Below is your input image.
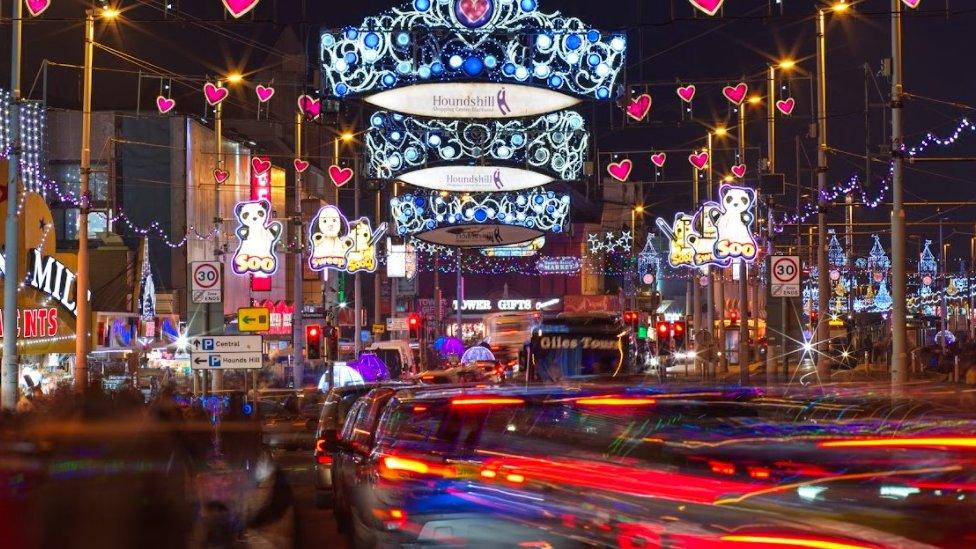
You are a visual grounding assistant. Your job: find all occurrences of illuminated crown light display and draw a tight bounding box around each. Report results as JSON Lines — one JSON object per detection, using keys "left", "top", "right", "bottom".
{"left": 390, "top": 189, "right": 570, "bottom": 236}
{"left": 366, "top": 109, "right": 587, "bottom": 181}
{"left": 319, "top": 0, "right": 626, "bottom": 100}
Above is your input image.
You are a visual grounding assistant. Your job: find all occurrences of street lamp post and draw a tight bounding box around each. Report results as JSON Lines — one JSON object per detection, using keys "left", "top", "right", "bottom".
{"left": 705, "top": 133, "right": 715, "bottom": 380}
{"left": 293, "top": 111, "right": 305, "bottom": 389}
{"left": 890, "top": 0, "right": 909, "bottom": 387}
{"left": 815, "top": 7, "right": 831, "bottom": 380}
{"left": 1, "top": 0, "right": 24, "bottom": 408}
{"left": 737, "top": 106, "right": 749, "bottom": 385}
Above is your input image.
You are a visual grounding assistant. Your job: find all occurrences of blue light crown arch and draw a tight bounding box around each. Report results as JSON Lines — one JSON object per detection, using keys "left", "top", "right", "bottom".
{"left": 366, "top": 109, "right": 588, "bottom": 181}
{"left": 390, "top": 187, "right": 571, "bottom": 236}
{"left": 320, "top": 0, "right": 627, "bottom": 100}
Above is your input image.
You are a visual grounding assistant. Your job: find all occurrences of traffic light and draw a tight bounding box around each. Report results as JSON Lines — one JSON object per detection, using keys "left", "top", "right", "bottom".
{"left": 306, "top": 324, "right": 323, "bottom": 360}
{"left": 623, "top": 311, "right": 640, "bottom": 327}
{"left": 636, "top": 325, "right": 648, "bottom": 340}
{"left": 407, "top": 313, "right": 422, "bottom": 336}
{"left": 673, "top": 321, "right": 686, "bottom": 347}
{"left": 326, "top": 325, "right": 339, "bottom": 361}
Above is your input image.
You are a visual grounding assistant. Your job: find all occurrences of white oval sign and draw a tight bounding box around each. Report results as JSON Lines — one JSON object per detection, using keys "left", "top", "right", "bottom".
{"left": 365, "top": 83, "right": 581, "bottom": 119}
{"left": 418, "top": 225, "right": 544, "bottom": 249}
{"left": 399, "top": 166, "right": 553, "bottom": 193}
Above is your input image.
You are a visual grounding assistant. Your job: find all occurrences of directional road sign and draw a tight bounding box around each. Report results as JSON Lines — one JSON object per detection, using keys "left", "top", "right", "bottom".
{"left": 771, "top": 255, "right": 801, "bottom": 298}
{"left": 237, "top": 307, "right": 271, "bottom": 333}
{"left": 190, "top": 335, "right": 263, "bottom": 370}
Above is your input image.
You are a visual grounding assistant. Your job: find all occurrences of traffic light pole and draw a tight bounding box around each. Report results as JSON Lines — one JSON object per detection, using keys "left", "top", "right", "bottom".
{"left": 293, "top": 112, "right": 305, "bottom": 389}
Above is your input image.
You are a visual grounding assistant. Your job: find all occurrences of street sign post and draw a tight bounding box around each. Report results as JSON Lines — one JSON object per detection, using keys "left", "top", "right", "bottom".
{"left": 237, "top": 307, "right": 271, "bottom": 333}
{"left": 771, "top": 255, "right": 801, "bottom": 298}
{"left": 190, "top": 335, "right": 263, "bottom": 370}
{"left": 386, "top": 317, "right": 409, "bottom": 332}
{"left": 191, "top": 261, "right": 223, "bottom": 304}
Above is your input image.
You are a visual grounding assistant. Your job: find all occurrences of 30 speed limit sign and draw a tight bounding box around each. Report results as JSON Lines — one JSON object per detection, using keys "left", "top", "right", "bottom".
{"left": 191, "top": 261, "right": 223, "bottom": 304}
{"left": 771, "top": 256, "right": 800, "bottom": 297}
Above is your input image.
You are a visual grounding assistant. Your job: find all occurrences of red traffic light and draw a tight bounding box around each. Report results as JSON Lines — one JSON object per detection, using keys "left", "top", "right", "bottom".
{"left": 407, "top": 313, "right": 422, "bottom": 329}
{"left": 657, "top": 321, "right": 670, "bottom": 336}
{"left": 623, "top": 311, "right": 640, "bottom": 325}
{"left": 306, "top": 324, "right": 323, "bottom": 360}
{"left": 673, "top": 321, "right": 685, "bottom": 335}
{"left": 308, "top": 326, "right": 319, "bottom": 337}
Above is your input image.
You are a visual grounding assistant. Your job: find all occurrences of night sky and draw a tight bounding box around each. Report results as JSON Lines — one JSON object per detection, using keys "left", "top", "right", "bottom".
{"left": 3, "top": 0, "right": 975, "bottom": 263}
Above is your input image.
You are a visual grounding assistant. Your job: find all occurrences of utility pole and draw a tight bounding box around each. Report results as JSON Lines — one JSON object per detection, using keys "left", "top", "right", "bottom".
{"left": 691, "top": 165, "right": 702, "bottom": 377}
{"left": 890, "top": 0, "right": 909, "bottom": 387}
{"left": 705, "top": 133, "right": 715, "bottom": 379}
{"left": 2, "top": 0, "right": 23, "bottom": 408}
{"left": 815, "top": 8, "right": 831, "bottom": 380}
{"left": 75, "top": 10, "right": 96, "bottom": 392}
{"left": 738, "top": 103, "right": 749, "bottom": 385}
{"left": 354, "top": 155, "right": 362, "bottom": 357}
{"left": 210, "top": 79, "right": 224, "bottom": 394}
{"left": 292, "top": 112, "right": 305, "bottom": 389}
{"left": 939, "top": 215, "right": 947, "bottom": 352}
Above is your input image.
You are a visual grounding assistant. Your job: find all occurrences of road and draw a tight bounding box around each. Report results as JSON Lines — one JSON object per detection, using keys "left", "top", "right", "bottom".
{"left": 273, "top": 449, "right": 350, "bottom": 548}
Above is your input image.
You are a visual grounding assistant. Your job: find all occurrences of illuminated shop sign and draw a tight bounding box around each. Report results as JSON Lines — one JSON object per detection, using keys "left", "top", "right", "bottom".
{"left": 367, "top": 110, "right": 587, "bottom": 182}
{"left": 365, "top": 83, "right": 581, "bottom": 119}
{"left": 26, "top": 249, "right": 90, "bottom": 316}
{"left": 308, "top": 205, "right": 388, "bottom": 273}
{"left": 481, "top": 237, "right": 545, "bottom": 258}
{"left": 0, "top": 308, "right": 59, "bottom": 339}
{"left": 319, "top": 1, "right": 625, "bottom": 101}
{"left": 386, "top": 239, "right": 418, "bottom": 279}
{"left": 536, "top": 256, "right": 581, "bottom": 274}
{"left": 399, "top": 166, "right": 553, "bottom": 193}
{"left": 452, "top": 298, "right": 560, "bottom": 312}
{"left": 232, "top": 199, "right": 283, "bottom": 276}
{"left": 655, "top": 184, "right": 759, "bottom": 269}
{"left": 537, "top": 335, "right": 619, "bottom": 351}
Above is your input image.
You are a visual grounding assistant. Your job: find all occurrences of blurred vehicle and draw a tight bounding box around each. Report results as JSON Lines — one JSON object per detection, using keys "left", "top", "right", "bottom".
{"left": 312, "top": 382, "right": 407, "bottom": 509}
{"left": 523, "top": 312, "right": 635, "bottom": 381}
{"left": 257, "top": 391, "right": 322, "bottom": 451}
{"left": 328, "top": 384, "right": 976, "bottom": 548}
{"left": 409, "top": 362, "right": 502, "bottom": 385}
{"left": 483, "top": 311, "right": 541, "bottom": 369}
{"left": 367, "top": 340, "right": 416, "bottom": 378}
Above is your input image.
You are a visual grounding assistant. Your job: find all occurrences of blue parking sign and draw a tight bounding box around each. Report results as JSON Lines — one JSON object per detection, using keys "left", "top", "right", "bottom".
{"left": 209, "top": 356, "right": 222, "bottom": 368}
{"left": 202, "top": 338, "right": 215, "bottom": 351}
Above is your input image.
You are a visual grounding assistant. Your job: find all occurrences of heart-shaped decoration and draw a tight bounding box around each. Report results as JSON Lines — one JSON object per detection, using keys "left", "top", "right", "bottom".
{"left": 688, "top": 152, "right": 709, "bottom": 170}
{"left": 255, "top": 85, "right": 275, "bottom": 103}
{"left": 651, "top": 153, "right": 667, "bottom": 168}
{"left": 204, "top": 82, "right": 229, "bottom": 106}
{"left": 458, "top": 0, "right": 490, "bottom": 23}
{"left": 731, "top": 164, "right": 747, "bottom": 178}
{"left": 213, "top": 169, "right": 229, "bottom": 184}
{"left": 156, "top": 96, "right": 175, "bottom": 114}
{"left": 251, "top": 157, "right": 271, "bottom": 174}
{"left": 626, "top": 94, "right": 652, "bottom": 122}
{"left": 607, "top": 159, "right": 633, "bottom": 182}
{"left": 676, "top": 85, "right": 697, "bottom": 103}
{"left": 25, "top": 0, "right": 51, "bottom": 17}
{"left": 902, "top": 0, "right": 921, "bottom": 8}
{"left": 297, "top": 95, "right": 321, "bottom": 119}
{"left": 776, "top": 97, "right": 796, "bottom": 116}
{"left": 723, "top": 82, "right": 748, "bottom": 105}
{"left": 222, "top": 0, "right": 261, "bottom": 18}
{"left": 329, "top": 165, "right": 354, "bottom": 187}
{"left": 294, "top": 159, "right": 310, "bottom": 173}
{"left": 688, "top": 0, "right": 724, "bottom": 16}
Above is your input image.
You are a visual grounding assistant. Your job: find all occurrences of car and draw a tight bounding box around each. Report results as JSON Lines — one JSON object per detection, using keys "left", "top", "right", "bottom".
{"left": 312, "top": 382, "right": 408, "bottom": 509}
{"left": 257, "top": 391, "right": 322, "bottom": 450}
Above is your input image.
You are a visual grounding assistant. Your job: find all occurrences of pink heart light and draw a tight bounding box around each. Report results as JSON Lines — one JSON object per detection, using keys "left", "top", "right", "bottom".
{"left": 297, "top": 95, "right": 321, "bottom": 119}
{"left": 222, "top": 0, "right": 260, "bottom": 18}
{"left": 329, "top": 165, "right": 354, "bottom": 187}
{"left": 607, "top": 160, "right": 633, "bottom": 182}
{"left": 203, "top": 82, "right": 229, "bottom": 106}
{"left": 723, "top": 82, "right": 748, "bottom": 105}
{"left": 25, "top": 0, "right": 51, "bottom": 17}
{"left": 902, "top": 0, "right": 921, "bottom": 8}
{"left": 676, "top": 85, "right": 697, "bottom": 103}
{"left": 213, "top": 169, "right": 229, "bottom": 184}
{"left": 688, "top": 0, "right": 724, "bottom": 16}
{"left": 294, "top": 159, "right": 310, "bottom": 173}
{"left": 251, "top": 157, "right": 271, "bottom": 174}
{"left": 776, "top": 97, "right": 796, "bottom": 116}
{"left": 458, "top": 0, "right": 490, "bottom": 22}
{"left": 731, "top": 164, "right": 747, "bottom": 179}
{"left": 255, "top": 85, "right": 275, "bottom": 103}
{"left": 156, "top": 96, "right": 175, "bottom": 114}
{"left": 688, "top": 152, "right": 709, "bottom": 171}
{"left": 651, "top": 153, "right": 667, "bottom": 168}
{"left": 626, "top": 94, "right": 652, "bottom": 122}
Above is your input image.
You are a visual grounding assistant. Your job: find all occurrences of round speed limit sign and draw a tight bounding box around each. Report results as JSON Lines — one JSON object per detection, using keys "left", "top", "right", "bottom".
{"left": 193, "top": 263, "right": 221, "bottom": 289}
{"left": 772, "top": 256, "right": 800, "bottom": 285}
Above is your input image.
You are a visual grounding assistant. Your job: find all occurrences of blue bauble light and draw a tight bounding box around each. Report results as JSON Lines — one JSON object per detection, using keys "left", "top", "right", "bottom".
{"left": 474, "top": 209, "right": 488, "bottom": 223}
{"left": 520, "top": 0, "right": 538, "bottom": 12}
{"left": 462, "top": 56, "right": 485, "bottom": 76}
{"left": 431, "top": 62, "right": 445, "bottom": 75}
{"left": 418, "top": 66, "right": 432, "bottom": 79}
{"left": 484, "top": 55, "right": 497, "bottom": 69}
{"left": 344, "top": 27, "right": 359, "bottom": 40}
{"left": 364, "top": 33, "right": 380, "bottom": 49}
{"left": 370, "top": 114, "right": 384, "bottom": 127}
{"left": 414, "top": 0, "right": 431, "bottom": 11}
{"left": 596, "top": 87, "right": 610, "bottom": 100}
{"left": 396, "top": 33, "right": 411, "bottom": 46}
{"left": 382, "top": 73, "right": 397, "bottom": 87}
{"left": 344, "top": 52, "right": 358, "bottom": 65}
{"left": 587, "top": 29, "right": 601, "bottom": 42}
{"left": 566, "top": 34, "right": 582, "bottom": 50}
{"left": 335, "top": 83, "right": 349, "bottom": 97}
{"left": 587, "top": 53, "right": 601, "bottom": 67}
{"left": 502, "top": 62, "right": 517, "bottom": 76}
{"left": 548, "top": 75, "right": 563, "bottom": 88}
